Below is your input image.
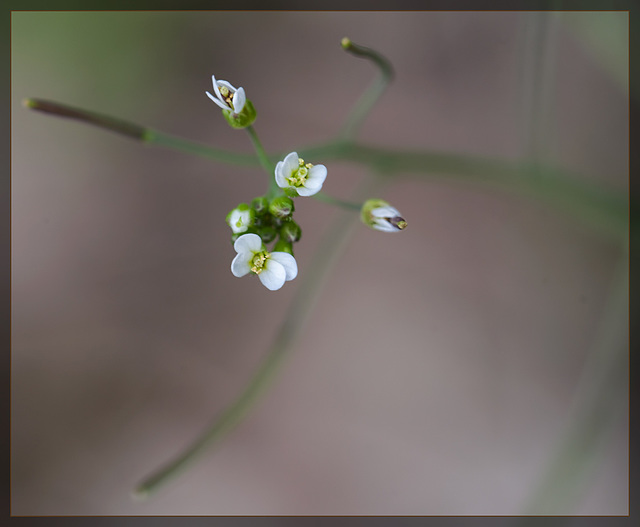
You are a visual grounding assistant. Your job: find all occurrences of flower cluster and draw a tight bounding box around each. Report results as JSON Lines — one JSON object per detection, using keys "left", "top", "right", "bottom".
{"left": 224, "top": 151, "right": 324, "bottom": 290}
{"left": 207, "top": 74, "right": 405, "bottom": 291}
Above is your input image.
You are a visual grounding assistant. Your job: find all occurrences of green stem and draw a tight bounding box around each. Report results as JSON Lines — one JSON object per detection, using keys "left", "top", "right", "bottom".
{"left": 25, "top": 99, "right": 628, "bottom": 242}
{"left": 338, "top": 38, "right": 394, "bottom": 141}
{"left": 133, "top": 174, "right": 385, "bottom": 499}
{"left": 313, "top": 191, "right": 362, "bottom": 212}
{"left": 246, "top": 125, "right": 280, "bottom": 198}
{"left": 146, "top": 129, "right": 258, "bottom": 166}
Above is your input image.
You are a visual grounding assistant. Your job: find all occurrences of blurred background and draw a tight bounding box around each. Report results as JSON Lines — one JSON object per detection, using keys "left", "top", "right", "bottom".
{"left": 11, "top": 11, "right": 628, "bottom": 515}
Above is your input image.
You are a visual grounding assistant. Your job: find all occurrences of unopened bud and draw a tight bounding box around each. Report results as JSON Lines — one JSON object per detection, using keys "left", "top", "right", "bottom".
{"left": 361, "top": 199, "right": 407, "bottom": 233}
{"left": 251, "top": 196, "right": 269, "bottom": 215}
{"left": 258, "top": 225, "right": 277, "bottom": 243}
{"left": 280, "top": 220, "right": 302, "bottom": 243}
{"left": 269, "top": 196, "right": 295, "bottom": 219}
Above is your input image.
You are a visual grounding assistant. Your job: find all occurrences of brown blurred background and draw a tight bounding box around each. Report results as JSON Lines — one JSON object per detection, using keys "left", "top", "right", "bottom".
{"left": 11, "top": 11, "right": 628, "bottom": 515}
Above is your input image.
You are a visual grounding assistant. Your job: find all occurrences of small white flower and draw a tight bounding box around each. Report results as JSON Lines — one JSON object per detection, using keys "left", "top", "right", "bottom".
{"left": 226, "top": 207, "right": 252, "bottom": 234}
{"left": 206, "top": 74, "right": 246, "bottom": 115}
{"left": 361, "top": 199, "right": 407, "bottom": 232}
{"left": 275, "top": 151, "right": 327, "bottom": 197}
{"left": 370, "top": 205, "right": 407, "bottom": 232}
{"left": 231, "top": 233, "right": 298, "bottom": 291}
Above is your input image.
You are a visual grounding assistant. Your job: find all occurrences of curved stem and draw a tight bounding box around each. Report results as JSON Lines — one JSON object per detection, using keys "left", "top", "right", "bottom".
{"left": 133, "top": 174, "right": 385, "bottom": 499}
{"left": 338, "top": 38, "right": 394, "bottom": 141}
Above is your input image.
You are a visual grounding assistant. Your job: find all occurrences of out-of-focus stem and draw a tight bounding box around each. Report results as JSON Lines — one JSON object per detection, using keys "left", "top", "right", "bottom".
{"left": 24, "top": 98, "right": 146, "bottom": 140}
{"left": 133, "top": 174, "right": 385, "bottom": 499}
{"left": 313, "top": 191, "right": 362, "bottom": 211}
{"left": 245, "top": 125, "right": 280, "bottom": 198}
{"left": 337, "top": 37, "right": 394, "bottom": 141}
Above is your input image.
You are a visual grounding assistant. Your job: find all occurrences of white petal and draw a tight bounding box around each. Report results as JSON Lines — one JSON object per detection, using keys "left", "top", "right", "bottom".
{"left": 258, "top": 261, "right": 286, "bottom": 290}
{"left": 296, "top": 185, "right": 321, "bottom": 197}
{"left": 269, "top": 252, "right": 298, "bottom": 281}
{"left": 211, "top": 75, "right": 223, "bottom": 101}
{"left": 206, "top": 91, "right": 230, "bottom": 110}
{"left": 231, "top": 252, "right": 252, "bottom": 277}
{"left": 282, "top": 151, "right": 299, "bottom": 176}
{"left": 306, "top": 165, "right": 327, "bottom": 188}
{"left": 232, "top": 87, "right": 246, "bottom": 114}
{"left": 234, "top": 233, "right": 262, "bottom": 253}
{"left": 274, "top": 161, "right": 288, "bottom": 188}
{"left": 217, "top": 80, "right": 237, "bottom": 92}
{"left": 228, "top": 210, "right": 249, "bottom": 233}
{"left": 372, "top": 218, "right": 398, "bottom": 232}
{"left": 371, "top": 206, "right": 399, "bottom": 218}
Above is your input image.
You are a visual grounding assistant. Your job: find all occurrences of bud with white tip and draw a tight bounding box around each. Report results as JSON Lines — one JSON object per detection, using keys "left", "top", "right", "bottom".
{"left": 361, "top": 199, "right": 407, "bottom": 233}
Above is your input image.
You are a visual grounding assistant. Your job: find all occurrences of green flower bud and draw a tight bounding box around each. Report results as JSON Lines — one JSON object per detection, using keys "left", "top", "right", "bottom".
{"left": 273, "top": 239, "right": 294, "bottom": 255}
{"left": 361, "top": 199, "right": 407, "bottom": 233}
{"left": 280, "top": 220, "right": 302, "bottom": 243}
{"left": 251, "top": 196, "right": 269, "bottom": 215}
{"left": 258, "top": 225, "right": 278, "bottom": 243}
{"left": 269, "top": 196, "right": 295, "bottom": 219}
{"left": 222, "top": 99, "right": 257, "bottom": 129}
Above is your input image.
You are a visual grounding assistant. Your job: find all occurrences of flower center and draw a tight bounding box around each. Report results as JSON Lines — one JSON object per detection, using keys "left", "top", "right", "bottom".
{"left": 218, "top": 85, "right": 235, "bottom": 108}
{"left": 287, "top": 158, "right": 314, "bottom": 187}
{"left": 250, "top": 251, "right": 269, "bottom": 275}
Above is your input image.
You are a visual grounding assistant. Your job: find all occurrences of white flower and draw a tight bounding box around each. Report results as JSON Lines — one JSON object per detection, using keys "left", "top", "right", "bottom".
{"left": 231, "top": 233, "right": 298, "bottom": 291}
{"left": 361, "top": 199, "right": 407, "bottom": 232}
{"left": 206, "top": 75, "right": 246, "bottom": 115}
{"left": 226, "top": 206, "right": 252, "bottom": 234}
{"left": 370, "top": 205, "right": 407, "bottom": 232}
{"left": 275, "top": 151, "right": 327, "bottom": 197}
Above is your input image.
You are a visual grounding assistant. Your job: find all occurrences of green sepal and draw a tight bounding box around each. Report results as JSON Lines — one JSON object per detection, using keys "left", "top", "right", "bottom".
{"left": 360, "top": 198, "right": 389, "bottom": 227}
{"left": 280, "top": 220, "right": 302, "bottom": 243}
{"left": 222, "top": 99, "right": 257, "bottom": 129}
{"left": 284, "top": 187, "right": 299, "bottom": 198}
{"left": 273, "top": 239, "right": 294, "bottom": 256}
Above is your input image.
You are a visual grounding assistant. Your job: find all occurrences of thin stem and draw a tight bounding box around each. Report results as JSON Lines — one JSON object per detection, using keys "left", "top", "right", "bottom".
{"left": 519, "top": 12, "right": 561, "bottom": 164}
{"left": 25, "top": 98, "right": 259, "bottom": 166}
{"left": 146, "top": 129, "right": 258, "bottom": 166}
{"left": 24, "top": 98, "right": 146, "bottom": 140}
{"left": 313, "top": 191, "right": 362, "bottom": 212}
{"left": 133, "top": 174, "right": 385, "bottom": 499}
{"left": 246, "top": 125, "right": 280, "bottom": 198}
{"left": 25, "top": 98, "right": 627, "bottom": 242}
{"left": 337, "top": 37, "right": 394, "bottom": 141}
